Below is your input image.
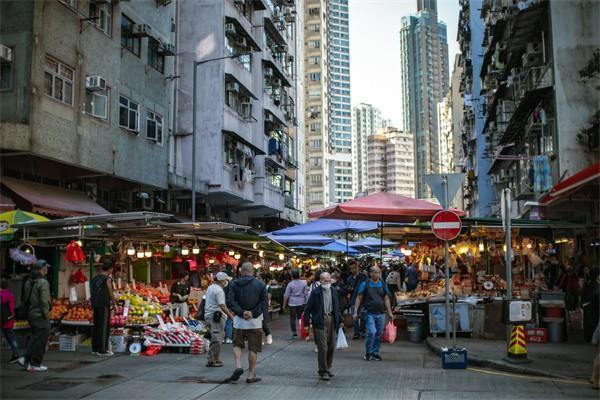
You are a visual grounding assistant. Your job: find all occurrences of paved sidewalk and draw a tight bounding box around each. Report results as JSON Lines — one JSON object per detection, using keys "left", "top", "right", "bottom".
{"left": 426, "top": 337, "right": 597, "bottom": 380}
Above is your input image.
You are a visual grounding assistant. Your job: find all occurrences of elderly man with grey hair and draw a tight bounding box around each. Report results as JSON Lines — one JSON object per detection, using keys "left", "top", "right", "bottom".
{"left": 226, "top": 261, "right": 268, "bottom": 383}
{"left": 303, "top": 272, "right": 343, "bottom": 380}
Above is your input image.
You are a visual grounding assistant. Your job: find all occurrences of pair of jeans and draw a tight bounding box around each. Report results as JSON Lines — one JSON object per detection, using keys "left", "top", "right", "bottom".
{"left": 351, "top": 306, "right": 367, "bottom": 337}
{"left": 225, "top": 318, "right": 233, "bottom": 340}
{"left": 365, "top": 313, "right": 386, "bottom": 356}
{"left": 25, "top": 319, "right": 50, "bottom": 367}
{"left": 2, "top": 328, "right": 19, "bottom": 357}
{"left": 92, "top": 306, "right": 110, "bottom": 354}
{"left": 289, "top": 304, "right": 304, "bottom": 334}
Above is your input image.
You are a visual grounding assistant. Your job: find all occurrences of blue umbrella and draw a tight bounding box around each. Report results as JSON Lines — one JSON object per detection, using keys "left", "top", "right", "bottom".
{"left": 353, "top": 237, "right": 398, "bottom": 248}
{"left": 293, "top": 240, "right": 361, "bottom": 256}
{"left": 269, "top": 219, "right": 378, "bottom": 235}
{"left": 265, "top": 234, "right": 335, "bottom": 245}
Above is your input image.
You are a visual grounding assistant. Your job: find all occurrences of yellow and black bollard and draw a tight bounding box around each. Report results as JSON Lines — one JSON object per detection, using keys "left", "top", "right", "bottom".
{"left": 504, "top": 325, "right": 531, "bottom": 363}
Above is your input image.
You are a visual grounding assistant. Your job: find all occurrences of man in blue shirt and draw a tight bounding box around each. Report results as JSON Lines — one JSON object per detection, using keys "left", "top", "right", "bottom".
{"left": 353, "top": 266, "right": 394, "bottom": 361}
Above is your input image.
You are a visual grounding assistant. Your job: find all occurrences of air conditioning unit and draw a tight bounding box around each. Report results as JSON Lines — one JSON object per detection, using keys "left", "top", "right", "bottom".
{"left": 226, "top": 82, "right": 240, "bottom": 92}
{"left": 132, "top": 24, "right": 152, "bottom": 38}
{"left": 158, "top": 43, "right": 176, "bottom": 56}
{"left": 86, "top": 75, "right": 107, "bottom": 91}
{"left": 225, "top": 23, "right": 236, "bottom": 35}
{"left": 235, "top": 37, "right": 247, "bottom": 48}
{"left": 0, "top": 44, "right": 11, "bottom": 62}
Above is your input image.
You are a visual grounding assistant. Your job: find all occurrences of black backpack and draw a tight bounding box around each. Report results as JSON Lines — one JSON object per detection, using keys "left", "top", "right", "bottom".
{"left": 14, "top": 280, "right": 34, "bottom": 320}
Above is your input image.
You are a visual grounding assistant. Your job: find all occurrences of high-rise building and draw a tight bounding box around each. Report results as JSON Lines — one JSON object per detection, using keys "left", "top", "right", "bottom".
{"left": 352, "top": 103, "right": 383, "bottom": 195}
{"left": 174, "top": 0, "right": 304, "bottom": 229}
{"left": 450, "top": 54, "right": 464, "bottom": 209}
{"left": 399, "top": 0, "right": 449, "bottom": 198}
{"left": 304, "top": 0, "right": 332, "bottom": 212}
{"left": 367, "top": 127, "right": 415, "bottom": 198}
{"left": 328, "top": 0, "right": 353, "bottom": 204}
{"left": 437, "top": 94, "right": 453, "bottom": 173}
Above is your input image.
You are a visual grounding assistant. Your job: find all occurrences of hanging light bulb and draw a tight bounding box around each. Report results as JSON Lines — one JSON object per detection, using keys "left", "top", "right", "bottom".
{"left": 503, "top": 244, "right": 507, "bottom": 252}
{"left": 526, "top": 243, "right": 532, "bottom": 249}
{"left": 127, "top": 245, "right": 136, "bottom": 256}
{"left": 181, "top": 246, "right": 190, "bottom": 256}
{"left": 208, "top": 258, "right": 215, "bottom": 264}
{"left": 234, "top": 253, "right": 241, "bottom": 260}
{"left": 144, "top": 246, "right": 153, "bottom": 258}
{"left": 228, "top": 250, "right": 235, "bottom": 256}
{"left": 259, "top": 250, "right": 264, "bottom": 258}
{"left": 76, "top": 240, "right": 83, "bottom": 247}
{"left": 163, "top": 243, "right": 170, "bottom": 253}
{"left": 278, "top": 253, "right": 285, "bottom": 261}
{"left": 192, "top": 242, "right": 200, "bottom": 255}
{"left": 252, "top": 242, "right": 259, "bottom": 249}
{"left": 136, "top": 247, "right": 145, "bottom": 258}
{"left": 478, "top": 242, "right": 484, "bottom": 252}
{"left": 253, "top": 263, "right": 261, "bottom": 269}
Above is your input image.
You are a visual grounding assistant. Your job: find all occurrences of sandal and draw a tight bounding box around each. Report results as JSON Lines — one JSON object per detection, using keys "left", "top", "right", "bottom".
{"left": 229, "top": 368, "right": 244, "bottom": 382}
{"left": 246, "top": 377, "right": 262, "bottom": 384}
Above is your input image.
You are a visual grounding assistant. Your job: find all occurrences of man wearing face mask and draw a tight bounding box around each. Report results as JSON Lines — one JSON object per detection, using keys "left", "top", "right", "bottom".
{"left": 204, "top": 272, "right": 235, "bottom": 367}
{"left": 303, "top": 272, "right": 342, "bottom": 381}
{"left": 90, "top": 261, "right": 115, "bottom": 356}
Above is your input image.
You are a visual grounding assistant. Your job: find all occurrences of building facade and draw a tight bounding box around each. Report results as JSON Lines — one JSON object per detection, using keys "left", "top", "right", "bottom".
{"left": 352, "top": 103, "right": 383, "bottom": 195}
{"left": 450, "top": 54, "right": 465, "bottom": 209}
{"left": 437, "top": 94, "right": 453, "bottom": 173}
{"left": 173, "top": 0, "right": 304, "bottom": 229}
{"left": 1, "top": 0, "right": 176, "bottom": 215}
{"left": 367, "top": 127, "right": 415, "bottom": 198}
{"left": 328, "top": 0, "right": 352, "bottom": 204}
{"left": 399, "top": 0, "right": 449, "bottom": 199}
{"left": 303, "top": 0, "right": 331, "bottom": 213}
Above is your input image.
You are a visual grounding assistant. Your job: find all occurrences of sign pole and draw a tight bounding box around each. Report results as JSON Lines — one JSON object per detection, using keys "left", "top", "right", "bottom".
{"left": 504, "top": 189, "right": 513, "bottom": 352}
{"left": 443, "top": 175, "right": 450, "bottom": 340}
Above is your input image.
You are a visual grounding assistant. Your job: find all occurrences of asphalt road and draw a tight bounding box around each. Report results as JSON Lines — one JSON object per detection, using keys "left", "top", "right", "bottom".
{"left": 1, "top": 317, "right": 596, "bottom": 400}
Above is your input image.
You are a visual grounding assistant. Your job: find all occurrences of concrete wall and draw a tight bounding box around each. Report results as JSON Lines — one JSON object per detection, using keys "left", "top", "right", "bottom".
{"left": 550, "top": 0, "right": 600, "bottom": 177}
{"left": 0, "top": 0, "right": 174, "bottom": 189}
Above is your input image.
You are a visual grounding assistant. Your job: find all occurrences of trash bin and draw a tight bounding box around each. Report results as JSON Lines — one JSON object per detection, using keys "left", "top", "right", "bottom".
{"left": 406, "top": 315, "right": 423, "bottom": 343}
{"left": 544, "top": 317, "right": 564, "bottom": 343}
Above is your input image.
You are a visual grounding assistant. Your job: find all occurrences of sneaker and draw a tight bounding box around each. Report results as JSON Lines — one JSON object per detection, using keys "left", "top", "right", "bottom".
{"left": 225, "top": 338, "right": 233, "bottom": 344}
{"left": 27, "top": 364, "right": 48, "bottom": 372}
{"left": 314, "top": 347, "right": 318, "bottom": 353}
{"left": 16, "top": 357, "right": 25, "bottom": 367}
{"left": 370, "top": 354, "right": 382, "bottom": 361}
{"left": 102, "top": 351, "right": 114, "bottom": 356}
{"left": 319, "top": 373, "right": 330, "bottom": 381}
{"left": 266, "top": 334, "right": 273, "bottom": 345}
{"left": 8, "top": 356, "right": 20, "bottom": 364}
{"left": 363, "top": 353, "right": 372, "bottom": 361}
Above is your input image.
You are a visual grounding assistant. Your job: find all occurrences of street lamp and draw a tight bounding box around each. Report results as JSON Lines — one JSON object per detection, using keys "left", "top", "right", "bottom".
{"left": 191, "top": 51, "right": 255, "bottom": 221}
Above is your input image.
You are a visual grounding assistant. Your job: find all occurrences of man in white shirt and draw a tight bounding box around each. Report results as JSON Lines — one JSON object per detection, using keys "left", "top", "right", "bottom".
{"left": 204, "top": 272, "right": 234, "bottom": 367}
{"left": 226, "top": 262, "right": 268, "bottom": 384}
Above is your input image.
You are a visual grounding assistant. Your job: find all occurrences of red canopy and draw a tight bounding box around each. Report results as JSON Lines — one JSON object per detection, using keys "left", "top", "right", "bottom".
{"left": 308, "top": 191, "right": 465, "bottom": 223}
{"left": 540, "top": 161, "right": 600, "bottom": 205}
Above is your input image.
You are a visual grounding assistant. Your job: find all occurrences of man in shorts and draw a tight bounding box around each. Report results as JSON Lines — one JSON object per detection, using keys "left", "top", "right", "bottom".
{"left": 226, "top": 261, "right": 268, "bottom": 383}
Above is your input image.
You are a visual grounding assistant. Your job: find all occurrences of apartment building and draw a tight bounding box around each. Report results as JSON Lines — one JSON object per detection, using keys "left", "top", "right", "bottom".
{"left": 399, "top": 0, "right": 449, "bottom": 199}
{"left": 1, "top": 0, "right": 175, "bottom": 215}
{"left": 172, "top": 0, "right": 304, "bottom": 229}
{"left": 304, "top": 0, "right": 332, "bottom": 213}
{"left": 477, "top": 0, "right": 599, "bottom": 223}
{"left": 352, "top": 103, "right": 383, "bottom": 195}
{"left": 450, "top": 54, "right": 465, "bottom": 209}
{"left": 367, "top": 127, "right": 415, "bottom": 198}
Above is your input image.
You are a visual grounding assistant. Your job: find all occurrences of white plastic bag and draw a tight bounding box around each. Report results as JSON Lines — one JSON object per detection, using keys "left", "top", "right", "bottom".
{"left": 336, "top": 327, "right": 348, "bottom": 350}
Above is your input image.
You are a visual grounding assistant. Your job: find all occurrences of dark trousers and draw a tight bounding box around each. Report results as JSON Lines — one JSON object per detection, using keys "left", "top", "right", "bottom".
{"left": 92, "top": 306, "right": 110, "bottom": 353}
{"left": 289, "top": 305, "right": 304, "bottom": 334}
{"left": 314, "top": 315, "right": 336, "bottom": 374}
{"left": 2, "top": 328, "right": 19, "bottom": 357}
{"left": 25, "top": 319, "right": 50, "bottom": 367}
{"left": 262, "top": 319, "right": 270, "bottom": 336}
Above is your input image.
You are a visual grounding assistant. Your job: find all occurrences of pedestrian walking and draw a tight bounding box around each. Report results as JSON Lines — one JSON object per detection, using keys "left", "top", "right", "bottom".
{"left": 303, "top": 272, "right": 342, "bottom": 381}
{"left": 223, "top": 283, "right": 233, "bottom": 344}
{"left": 1, "top": 279, "right": 20, "bottom": 363}
{"left": 343, "top": 262, "right": 367, "bottom": 339}
{"left": 19, "top": 260, "right": 52, "bottom": 371}
{"left": 204, "top": 272, "right": 234, "bottom": 367}
{"left": 260, "top": 275, "right": 273, "bottom": 345}
{"left": 90, "top": 261, "right": 115, "bottom": 356}
{"left": 283, "top": 270, "right": 308, "bottom": 339}
{"left": 353, "top": 266, "right": 394, "bottom": 361}
{"left": 226, "top": 261, "right": 268, "bottom": 384}
{"left": 170, "top": 271, "right": 191, "bottom": 318}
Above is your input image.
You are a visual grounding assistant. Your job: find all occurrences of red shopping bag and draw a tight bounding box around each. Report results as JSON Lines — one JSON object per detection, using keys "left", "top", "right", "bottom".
{"left": 298, "top": 314, "right": 309, "bottom": 340}
{"left": 382, "top": 321, "right": 397, "bottom": 343}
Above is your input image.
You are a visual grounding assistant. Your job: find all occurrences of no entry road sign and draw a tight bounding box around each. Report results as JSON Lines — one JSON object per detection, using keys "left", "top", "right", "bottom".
{"left": 431, "top": 210, "right": 462, "bottom": 241}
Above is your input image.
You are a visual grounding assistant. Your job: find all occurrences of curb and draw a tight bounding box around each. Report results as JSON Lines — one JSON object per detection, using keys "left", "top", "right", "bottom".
{"left": 424, "top": 338, "right": 578, "bottom": 381}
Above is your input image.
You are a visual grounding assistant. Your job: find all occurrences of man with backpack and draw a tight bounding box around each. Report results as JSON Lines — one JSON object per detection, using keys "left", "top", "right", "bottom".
{"left": 353, "top": 265, "right": 394, "bottom": 361}
{"left": 18, "top": 260, "right": 51, "bottom": 371}
{"left": 90, "top": 261, "right": 115, "bottom": 356}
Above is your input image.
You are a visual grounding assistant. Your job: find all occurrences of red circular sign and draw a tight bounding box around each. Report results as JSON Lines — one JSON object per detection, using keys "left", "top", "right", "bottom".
{"left": 431, "top": 210, "right": 462, "bottom": 241}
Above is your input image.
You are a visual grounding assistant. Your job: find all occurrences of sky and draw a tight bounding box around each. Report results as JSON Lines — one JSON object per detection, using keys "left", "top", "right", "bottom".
{"left": 349, "top": 0, "right": 460, "bottom": 127}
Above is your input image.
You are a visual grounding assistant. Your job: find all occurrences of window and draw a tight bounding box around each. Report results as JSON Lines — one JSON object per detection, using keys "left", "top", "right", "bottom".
{"left": 148, "top": 38, "right": 165, "bottom": 73}
{"left": 121, "top": 15, "right": 140, "bottom": 56}
{"left": 309, "top": 122, "right": 321, "bottom": 132}
{"left": 85, "top": 86, "right": 109, "bottom": 120}
{"left": 310, "top": 174, "right": 322, "bottom": 183}
{"left": 308, "top": 72, "right": 321, "bottom": 81}
{"left": 309, "top": 157, "right": 322, "bottom": 167}
{"left": 119, "top": 95, "right": 139, "bottom": 132}
{"left": 310, "top": 191, "right": 322, "bottom": 202}
{"left": 308, "top": 7, "right": 320, "bottom": 16}
{"left": 266, "top": 164, "right": 283, "bottom": 189}
{"left": 308, "top": 24, "right": 320, "bottom": 32}
{"left": 310, "top": 139, "right": 321, "bottom": 148}
{"left": 225, "top": 79, "right": 252, "bottom": 120}
{"left": 90, "top": 3, "right": 111, "bottom": 35}
{"left": 44, "top": 56, "right": 74, "bottom": 105}
{"left": 146, "top": 111, "right": 163, "bottom": 144}
{"left": 0, "top": 46, "right": 13, "bottom": 91}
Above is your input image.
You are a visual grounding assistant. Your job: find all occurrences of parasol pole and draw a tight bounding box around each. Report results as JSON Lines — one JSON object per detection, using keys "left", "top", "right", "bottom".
{"left": 346, "top": 230, "right": 349, "bottom": 257}
{"left": 380, "top": 215, "right": 384, "bottom": 264}
{"left": 443, "top": 174, "right": 451, "bottom": 340}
